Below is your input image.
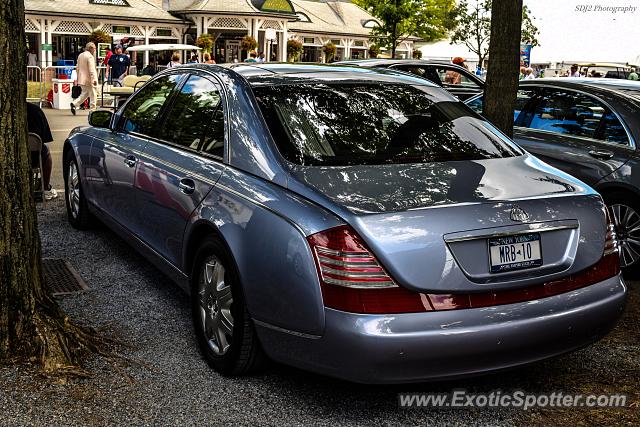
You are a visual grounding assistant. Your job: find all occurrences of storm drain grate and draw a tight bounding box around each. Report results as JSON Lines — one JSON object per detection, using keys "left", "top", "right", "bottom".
{"left": 43, "top": 258, "right": 89, "bottom": 296}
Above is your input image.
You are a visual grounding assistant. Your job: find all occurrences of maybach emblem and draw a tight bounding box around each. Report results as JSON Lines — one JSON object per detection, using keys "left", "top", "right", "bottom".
{"left": 510, "top": 205, "right": 530, "bottom": 222}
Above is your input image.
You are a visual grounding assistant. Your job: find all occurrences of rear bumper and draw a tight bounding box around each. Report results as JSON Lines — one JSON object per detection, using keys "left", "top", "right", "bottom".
{"left": 255, "top": 275, "right": 627, "bottom": 384}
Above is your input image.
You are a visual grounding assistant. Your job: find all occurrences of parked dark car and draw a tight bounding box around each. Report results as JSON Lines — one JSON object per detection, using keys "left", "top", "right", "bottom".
{"left": 336, "top": 59, "right": 484, "bottom": 100}
{"left": 63, "top": 65, "right": 625, "bottom": 383}
{"left": 466, "top": 78, "right": 640, "bottom": 274}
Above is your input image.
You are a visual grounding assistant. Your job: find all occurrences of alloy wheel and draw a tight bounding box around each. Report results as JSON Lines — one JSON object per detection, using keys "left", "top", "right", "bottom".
{"left": 67, "top": 161, "right": 80, "bottom": 219}
{"left": 198, "top": 257, "right": 234, "bottom": 356}
{"left": 610, "top": 203, "right": 640, "bottom": 267}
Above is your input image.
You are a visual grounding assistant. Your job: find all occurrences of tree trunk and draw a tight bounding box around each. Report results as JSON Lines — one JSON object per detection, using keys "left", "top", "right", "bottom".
{"left": 391, "top": 21, "right": 397, "bottom": 59}
{"left": 0, "top": 0, "right": 42, "bottom": 360}
{"left": 482, "top": 0, "right": 523, "bottom": 138}
{"left": 0, "top": 0, "right": 108, "bottom": 373}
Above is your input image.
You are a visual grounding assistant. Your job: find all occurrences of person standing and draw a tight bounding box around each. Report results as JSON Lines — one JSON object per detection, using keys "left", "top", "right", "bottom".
{"left": 70, "top": 42, "right": 98, "bottom": 115}
{"left": 107, "top": 45, "right": 130, "bottom": 84}
{"left": 27, "top": 49, "right": 37, "bottom": 67}
{"left": 202, "top": 52, "right": 216, "bottom": 64}
{"left": 570, "top": 64, "right": 580, "bottom": 77}
{"left": 103, "top": 46, "right": 112, "bottom": 66}
{"left": 524, "top": 67, "right": 535, "bottom": 80}
{"left": 167, "top": 52, "right": 181, "bottom": 68}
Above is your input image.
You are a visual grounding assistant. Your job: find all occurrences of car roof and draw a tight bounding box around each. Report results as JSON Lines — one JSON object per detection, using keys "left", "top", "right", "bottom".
{"left": 218, "top": 62, "right": 442, "bottom": 87}
{"left": 520, "top": 77, "right": 640, "bottom": 101}
{"left": 336, "top": 59, "right": 456, "bottom": 67}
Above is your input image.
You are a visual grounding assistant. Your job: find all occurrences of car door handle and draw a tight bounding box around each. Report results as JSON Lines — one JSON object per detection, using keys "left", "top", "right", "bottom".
{"left": 178, "top": 178, "right": 195, "bottom": 195}
{"left": 588, "top": 150, "right": 614, "bottom": 160}
{"left": 124, "top": 155, "right": 137, "bottom": 168}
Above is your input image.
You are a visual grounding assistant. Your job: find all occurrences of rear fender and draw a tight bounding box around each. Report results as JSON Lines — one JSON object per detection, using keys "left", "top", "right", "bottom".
{"left": 183, "top": 168, "right": 344, "bottom": 336}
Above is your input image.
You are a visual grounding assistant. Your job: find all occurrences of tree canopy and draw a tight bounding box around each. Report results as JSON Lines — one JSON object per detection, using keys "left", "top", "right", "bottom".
{"left": 450, "top": 0, "right": 539, "bottom": 66}
{"left": 355, "top": 0, "right": 456, "bottom": 58}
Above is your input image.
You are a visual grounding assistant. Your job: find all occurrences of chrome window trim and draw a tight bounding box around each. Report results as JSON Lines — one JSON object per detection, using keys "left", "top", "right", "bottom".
{"left": 521, "top": 83, "right": 636, "bottom": 149}
{"left": 444, "top": 221, "right": 579, "bottom": 243}
{"left": 514, "top": 126, "right": 636, "bottom": 151}
{"left": 176, "top": 66, "right": 232, "bottom": 165}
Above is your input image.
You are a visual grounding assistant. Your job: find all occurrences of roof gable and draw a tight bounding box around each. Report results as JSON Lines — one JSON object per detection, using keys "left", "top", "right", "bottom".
{"left": 25, "top": 0, "right": 182, "bottom": 22}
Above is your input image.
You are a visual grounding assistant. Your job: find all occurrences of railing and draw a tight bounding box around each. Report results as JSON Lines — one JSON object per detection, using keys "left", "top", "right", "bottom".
{"left": 27, "top": 64, "right": 139, "bottom": 108}
{"left": 26, "top": 66, "right": 42, "bottom": 105}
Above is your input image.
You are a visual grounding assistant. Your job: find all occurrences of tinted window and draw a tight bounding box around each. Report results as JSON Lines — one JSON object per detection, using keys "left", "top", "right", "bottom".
{"left": 513, "top": 89, "right": 537, "bottom": 126}
{"left": 202, "top": 107, "right": 225, "bottom": 157}
{"left": 598, "top": 111, "right": 628, "bottom": 145}
{"left": 393, "top": 65, "right": 431, "bottom": 79}
{"left": 529, "top": 89, "right": 629, "bottom": 144}
{"left": 254, "top": 84, "right": 521, "bottom": 166}
{"left": 529, "top": 89, "right": 604, "bottom": 138}
{"left": 466, "top": 96, "right": 484, "bottom": 114}
{"left": 162, "top": 75, "right": 223, "bottom": 154}
{"left": 120, "top": 75, "right": 181, "bottom": 136}
{"left": 434, "top": 66, "right": 480, "bottom": 88}
{"left": 464, "top": 89, "right": 535, "bottom": 122}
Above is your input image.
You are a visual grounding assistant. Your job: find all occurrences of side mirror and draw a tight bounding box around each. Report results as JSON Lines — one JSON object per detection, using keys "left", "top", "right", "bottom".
{"left": 88, "top": 110, "right": 113, "bottom": 129}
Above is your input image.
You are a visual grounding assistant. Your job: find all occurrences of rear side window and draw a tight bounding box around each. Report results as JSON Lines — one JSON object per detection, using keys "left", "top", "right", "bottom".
{"left": 529, "top": 89, "right": 602, "bottom": 138}
{"left": 433, "top": 66, "right": 481, "bottom": 88}
{"left": 465, "top": 89, "right": 536, "bottom": 122}
{"left": 119, "top": 75, "right": 181, "bottom": 136}
{"left": 161, "top": 75, "right": 223, "bottom": 154}
{"left": 598, "top": 111, "right": 628, "bottom": 144}
{"left": 254, "top": 83, "right": 521, "bottom": 166}
{"left": 528, "top": 89, "right": 628, "bottom": 144}
{"left": 392, "top": 65, "right": 435, "bottom": 82}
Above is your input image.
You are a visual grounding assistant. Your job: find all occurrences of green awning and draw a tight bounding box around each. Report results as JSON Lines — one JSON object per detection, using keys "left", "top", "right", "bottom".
{"left": 251, "top": 0, "right": 295, "bottom": 14}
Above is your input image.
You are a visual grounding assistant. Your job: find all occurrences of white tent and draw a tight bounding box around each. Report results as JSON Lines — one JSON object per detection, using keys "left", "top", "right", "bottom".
{"left": 126, "top": 44, "right": 201, "bottom": 52}
{"left": 417, "top": 40, "right": 479, "bottom": 65}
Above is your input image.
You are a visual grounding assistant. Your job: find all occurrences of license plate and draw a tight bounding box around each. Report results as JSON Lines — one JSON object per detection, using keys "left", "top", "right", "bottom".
{"left": 489, "top": 233, "right": 542, "bottom": 273}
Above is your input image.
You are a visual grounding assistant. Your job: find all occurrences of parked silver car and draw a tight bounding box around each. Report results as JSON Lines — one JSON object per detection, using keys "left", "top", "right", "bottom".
{"left": 64, "top": 64, "right": 626, "bottom": 383}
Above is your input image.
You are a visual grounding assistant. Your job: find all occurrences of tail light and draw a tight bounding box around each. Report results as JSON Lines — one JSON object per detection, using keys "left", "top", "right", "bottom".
{"left": 308, "top": 217, "right": 621, "bottom": 315}
{"left": 307, "top": 226, "right": 431, "bottom": 314}
{"left": 604, "top": 207, "right": 619, "bottom": 257}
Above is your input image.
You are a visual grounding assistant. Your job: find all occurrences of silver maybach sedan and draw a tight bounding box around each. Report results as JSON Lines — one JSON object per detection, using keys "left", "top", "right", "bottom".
{"left": 64, "top": 64, "right": 627, "bottom": 383}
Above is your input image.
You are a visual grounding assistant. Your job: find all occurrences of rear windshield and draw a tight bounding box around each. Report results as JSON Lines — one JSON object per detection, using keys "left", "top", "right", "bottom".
{"left": 253, "top": 83, "right": 521, "bottom": 166}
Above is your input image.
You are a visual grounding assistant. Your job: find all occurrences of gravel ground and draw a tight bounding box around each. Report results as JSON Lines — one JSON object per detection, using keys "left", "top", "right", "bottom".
{"left": 0, "top": 198, "right": 637, "bottom": 426}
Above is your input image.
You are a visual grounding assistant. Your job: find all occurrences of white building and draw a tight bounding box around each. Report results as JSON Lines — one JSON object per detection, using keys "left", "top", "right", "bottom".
{"left": 24, "top": 0, "right": 411, "bottom": 67}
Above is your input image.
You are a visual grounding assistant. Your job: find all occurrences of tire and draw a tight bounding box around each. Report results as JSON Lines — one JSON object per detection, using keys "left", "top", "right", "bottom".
{"left": 191, "top": 236, "right": 267, "bottom": 375}
{"left": 64, "top": 150, "right": 93, "bottom": 230}
{"left": 603, "top": 190, "right": 640, "bottom": 278}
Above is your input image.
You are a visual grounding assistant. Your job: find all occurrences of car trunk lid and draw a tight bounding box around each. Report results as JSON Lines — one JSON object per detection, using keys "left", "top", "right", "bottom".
{"left": 287, "top": 155, "right": 607, "bottom": 293}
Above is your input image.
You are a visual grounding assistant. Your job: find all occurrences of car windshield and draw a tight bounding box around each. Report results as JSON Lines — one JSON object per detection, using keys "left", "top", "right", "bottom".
{"left": 254, "top": 83, "right": 521, "bottom": 166}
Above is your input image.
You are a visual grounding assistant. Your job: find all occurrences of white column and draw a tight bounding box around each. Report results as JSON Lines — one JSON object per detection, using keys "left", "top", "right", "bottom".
{"left": 39, "top": 19, "right": 47, "bottom": 68}
{"left": 144, "top": 26, "right": 150, "bottom": 66}
{"left": 344, "top": 39, "right": 351, "bottom": 61}
{"left": 279, "top": 22, "right": 287, "bottom": 62}
{"left": 46, "top": 21, "right": 54, "bottom": 68}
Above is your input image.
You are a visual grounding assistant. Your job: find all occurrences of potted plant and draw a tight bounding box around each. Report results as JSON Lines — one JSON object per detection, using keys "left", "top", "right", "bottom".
{"left": 241, "top": 35, "right": 258, "bottom": 52}
{"left": 287, "top": 39, "right": 303, "bottom": 62}
{"left": 323, "top": 42, "right": 337, "bottom": 63}
{"left": 89, "top": 29, "right": 111, "bottom": 46}
{"left": 195, "top": 34, "right": 214, "bottom": 54}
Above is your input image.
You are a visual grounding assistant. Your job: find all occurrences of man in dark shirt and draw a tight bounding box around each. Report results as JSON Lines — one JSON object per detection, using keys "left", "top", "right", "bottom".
{"left": 107, "top": 45, "right": 130, "bottom": 83}
{"left": 26, "top": 102, "right": 57, "bottom": 200}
